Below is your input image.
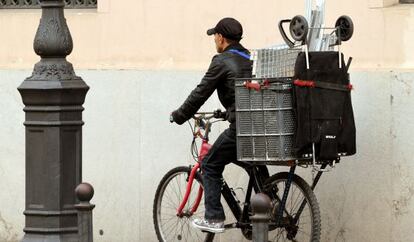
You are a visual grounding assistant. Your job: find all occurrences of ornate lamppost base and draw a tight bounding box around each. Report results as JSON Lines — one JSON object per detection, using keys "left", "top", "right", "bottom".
{"left": 18, "top": 1, "right": 89, "bottom": 241}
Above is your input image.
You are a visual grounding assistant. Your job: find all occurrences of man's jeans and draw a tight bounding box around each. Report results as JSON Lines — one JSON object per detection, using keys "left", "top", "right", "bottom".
{"left": 201, "top": 127, "right": 237, "bottom": 221}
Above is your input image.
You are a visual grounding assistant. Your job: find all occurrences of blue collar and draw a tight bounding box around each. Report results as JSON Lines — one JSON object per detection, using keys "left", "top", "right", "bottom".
{"left": 228, "top": 49, "right": 251, "bottom": 60}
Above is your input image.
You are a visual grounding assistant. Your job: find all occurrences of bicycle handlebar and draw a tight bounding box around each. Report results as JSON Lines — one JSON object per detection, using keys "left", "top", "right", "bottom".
{"left": 170, "top": 109, "right": 227, "bottom": 124}
{"left": 193, "top": 109, "right": 227, "bottom": 121}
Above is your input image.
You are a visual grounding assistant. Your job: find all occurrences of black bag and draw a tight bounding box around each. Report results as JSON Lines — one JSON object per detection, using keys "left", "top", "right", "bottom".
{"left": 293, "top": 51, "right": 356, "bottom": 160}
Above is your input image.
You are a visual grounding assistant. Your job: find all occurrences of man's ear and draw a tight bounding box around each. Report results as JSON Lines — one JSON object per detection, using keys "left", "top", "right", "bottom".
{"left": 218, "top": 34, "right": 224, "bottom": 43}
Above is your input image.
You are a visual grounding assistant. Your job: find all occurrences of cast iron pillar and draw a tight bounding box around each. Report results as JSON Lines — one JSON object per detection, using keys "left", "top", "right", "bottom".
{"left": 18, "top": 0, "right": 89, "bottom": 241}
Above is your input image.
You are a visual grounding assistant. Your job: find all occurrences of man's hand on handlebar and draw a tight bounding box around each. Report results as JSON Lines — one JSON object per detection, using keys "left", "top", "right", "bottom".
{"left": 213, "top": 109, "right": 227, "bottom": 120}
{"left": 170, "top": 110, "right": 187, "bottom": 125}
{"left": 171, "top": 109, "right": 226, "bottom": 125}
{"left": 192, "top": 109, "right": 227, "bottom": 121}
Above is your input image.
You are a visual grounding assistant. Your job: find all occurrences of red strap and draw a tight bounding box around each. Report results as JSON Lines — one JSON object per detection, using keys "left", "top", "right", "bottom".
{"left": 294, "top": 79, "right": 354, "bottom": 91}
{"left": 244, "top": 81, "right": 261, "bottom": 91}
{"left": 294, "top": 79, "right": 315, "bottom": 88}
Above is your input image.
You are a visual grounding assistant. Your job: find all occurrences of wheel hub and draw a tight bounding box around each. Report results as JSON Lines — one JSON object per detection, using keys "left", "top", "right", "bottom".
{"left": 177, "top": 210, "right": 193, "bottom": 218}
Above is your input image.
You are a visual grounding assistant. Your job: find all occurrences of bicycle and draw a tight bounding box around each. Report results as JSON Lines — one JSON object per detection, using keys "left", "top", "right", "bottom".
{"left": 153, "top": 110, "right": 325, "bottom": 242}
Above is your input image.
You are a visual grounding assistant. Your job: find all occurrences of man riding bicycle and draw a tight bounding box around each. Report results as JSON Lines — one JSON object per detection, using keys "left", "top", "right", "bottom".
{"left": 170, "top": 17, "right": 252, "bottom": 233}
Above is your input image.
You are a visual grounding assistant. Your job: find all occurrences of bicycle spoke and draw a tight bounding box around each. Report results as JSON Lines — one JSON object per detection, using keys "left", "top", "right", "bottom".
{"left": 164, "top": 222, "right": 179, "bottom": 238}
{"left": 168, "top": 179, "right": 182, "bottom": 205}
{"left": 182, "top": 221, "right": 189, "bottom": 241}
{"left": 179, "top": 218, "right": 186, "bottom": 239}
{"left": 164, "top": 217, "right": 180, "bottom": 239}
{"left": 163, "top": 189, "right": 178, "bottom": 207}
{"left": 275, "top": 228, "right": 284, "bottom": 241}
{"left": 290, "top": 185, "right": 299, "bottom": 211}
{"left": 290, "top": 188, "right": 304, "bottom": 215}
{"left": 160, "top": 215, "right": 178, "bottom": 224}
{"left": 296, "top": 228, "right": 311, "bottom": 237}
{"left": 175, "top": 176, "right": 183, "bottom": 203}
{"left": 161, "top": 199, "right": 179, "bottom": 210}
{"left": 185, "top": 220, "right": 193, "bottom": 242}
{"left": 161, "top": 219, "right": 175, "bottom": 234}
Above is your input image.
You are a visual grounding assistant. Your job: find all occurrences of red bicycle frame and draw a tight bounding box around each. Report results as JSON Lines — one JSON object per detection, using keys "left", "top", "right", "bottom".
{"left": 176, "top": 137, "right": 212, "bottom": 216}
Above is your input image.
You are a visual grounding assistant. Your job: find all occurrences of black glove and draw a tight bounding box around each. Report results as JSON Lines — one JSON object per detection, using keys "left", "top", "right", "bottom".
{"left": 170, "top": 110, "right": 187, "bottom": 125}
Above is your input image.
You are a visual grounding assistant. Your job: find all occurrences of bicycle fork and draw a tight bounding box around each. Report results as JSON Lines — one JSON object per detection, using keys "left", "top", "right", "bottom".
{"left": 176, "top": 138, "right": 212, "bottom": 216}
{"left": 176, "top": 163, "right": 204, "bottom": 216}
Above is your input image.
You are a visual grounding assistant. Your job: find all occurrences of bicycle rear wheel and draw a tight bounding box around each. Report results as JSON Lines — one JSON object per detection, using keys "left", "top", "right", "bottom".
{"left": 264, "top": 172, "right": 321, "bottom": 242}
{"left": 153, "top": 166, "right": 215, "bottom": 242}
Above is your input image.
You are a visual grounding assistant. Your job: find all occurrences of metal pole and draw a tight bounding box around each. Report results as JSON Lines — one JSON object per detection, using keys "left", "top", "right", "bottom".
{"left": 250, "top": 193, "right": 272, "bottom": 242}
{"left": 18, "top": 1, "right": 89, "bottom": 241}
{"left": 75, "top": 183, "right": 95, "bottom": 242}
{"left": 305, "top": 0, "right": 312, "bottom": 22}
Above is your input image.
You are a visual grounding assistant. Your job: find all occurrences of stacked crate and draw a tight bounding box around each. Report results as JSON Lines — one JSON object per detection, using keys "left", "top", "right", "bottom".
{"left": 235, "top": 45, "right": 302, "bottom": 165}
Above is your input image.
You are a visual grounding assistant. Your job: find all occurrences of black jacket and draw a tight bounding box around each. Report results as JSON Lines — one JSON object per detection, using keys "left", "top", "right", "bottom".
{"left": 172, "top": 43, "right": 252, "bottom": 126}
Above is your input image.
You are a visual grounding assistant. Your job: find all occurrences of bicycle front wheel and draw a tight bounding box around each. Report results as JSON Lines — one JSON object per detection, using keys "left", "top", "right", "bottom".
{"left": 153, "top": 166, "right": 215, "bottom": 242}
{"left": 264, "top": 172, "right": 321, "bottom": 242}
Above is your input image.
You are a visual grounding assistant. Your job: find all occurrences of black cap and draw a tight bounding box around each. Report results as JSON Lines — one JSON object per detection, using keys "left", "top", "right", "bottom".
{"left": 207, "top": 17, "right": 243, "bottom": 41}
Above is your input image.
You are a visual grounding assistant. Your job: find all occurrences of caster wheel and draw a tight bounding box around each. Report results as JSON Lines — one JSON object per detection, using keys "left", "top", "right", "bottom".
{"left": 289, "top": 15, "right": 309, "bottom": 42}
{"left": 335, "top": 15, "right": 354, "bottom": 41}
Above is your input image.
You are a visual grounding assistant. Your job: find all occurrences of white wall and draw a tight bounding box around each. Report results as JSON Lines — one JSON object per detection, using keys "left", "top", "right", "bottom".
{"left": 0, "top": 69, "right": 413, "bottom": 242}
{"left": 1, "top": 0, "right": 414, "bottom": 70}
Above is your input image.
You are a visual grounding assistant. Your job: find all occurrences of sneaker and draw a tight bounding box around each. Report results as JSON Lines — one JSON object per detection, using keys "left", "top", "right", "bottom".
{"left": 192, "top": 218, "right": 225, "bottom": 233}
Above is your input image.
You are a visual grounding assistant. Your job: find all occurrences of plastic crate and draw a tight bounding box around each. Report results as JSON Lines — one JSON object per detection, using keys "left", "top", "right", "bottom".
{"left": 236, "top": 46, "right": 309, "bottom": 165}
{"left": 235, "top": 79, "right": 301, "bottom": 165}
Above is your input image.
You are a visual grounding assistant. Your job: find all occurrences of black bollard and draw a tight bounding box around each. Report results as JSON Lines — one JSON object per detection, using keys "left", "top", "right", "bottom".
{"left": 250, "top": 193, "right": 272, "bottom": 242}
{"left": 75, "top": 183, "right": 95, "bottom": 242}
